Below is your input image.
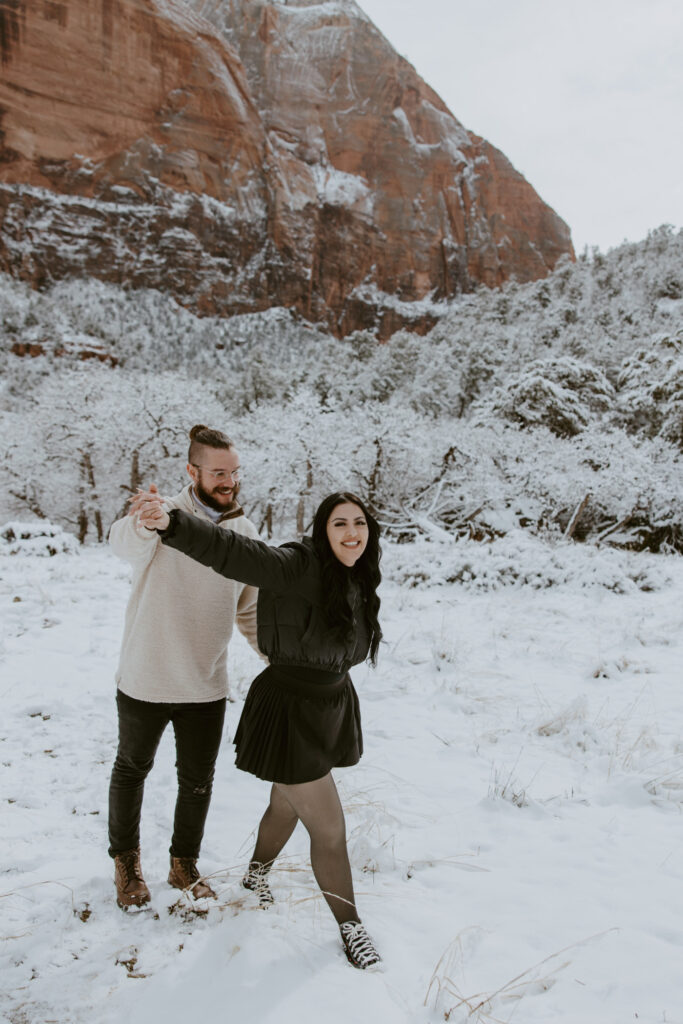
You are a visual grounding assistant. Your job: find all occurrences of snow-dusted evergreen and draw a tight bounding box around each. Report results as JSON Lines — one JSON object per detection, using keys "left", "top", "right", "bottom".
{"left": 1, "top": 225, "right": 681, "bottom": 549}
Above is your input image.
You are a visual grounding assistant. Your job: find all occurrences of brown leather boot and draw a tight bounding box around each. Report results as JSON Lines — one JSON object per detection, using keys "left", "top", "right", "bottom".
{"left": 114, "top": 848, "right": 151, "bottom": 909}
{"left": 168, "top": 856, "right": 216, "bottom": 900}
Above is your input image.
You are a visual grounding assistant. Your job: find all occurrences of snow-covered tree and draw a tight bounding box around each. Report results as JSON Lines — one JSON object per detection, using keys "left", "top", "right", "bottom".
{"left": 1, "top": 227, "right": 681, "bottom": 550}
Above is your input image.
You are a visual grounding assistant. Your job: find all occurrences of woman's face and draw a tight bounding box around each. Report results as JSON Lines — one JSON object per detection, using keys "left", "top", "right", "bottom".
{"left": 326, "top": 502, "right": 369, "bottom": 567}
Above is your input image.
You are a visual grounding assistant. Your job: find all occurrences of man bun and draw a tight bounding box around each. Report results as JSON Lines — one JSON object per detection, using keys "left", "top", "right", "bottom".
{"left": 188, "top": 425, "right": 234, "bottom": 462}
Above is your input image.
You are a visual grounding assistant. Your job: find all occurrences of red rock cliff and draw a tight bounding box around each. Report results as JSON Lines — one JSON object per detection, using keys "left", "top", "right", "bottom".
{"left": 0, "top": 0, "right": 574, "bottom": 337}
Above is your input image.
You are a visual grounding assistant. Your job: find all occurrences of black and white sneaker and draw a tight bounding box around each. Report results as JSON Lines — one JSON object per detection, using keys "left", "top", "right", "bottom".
{"left": 242, "top": 862, "right": 275, "bottom": 908}
{"left": 339, "top": 921, "right": 382, "bottom": 970}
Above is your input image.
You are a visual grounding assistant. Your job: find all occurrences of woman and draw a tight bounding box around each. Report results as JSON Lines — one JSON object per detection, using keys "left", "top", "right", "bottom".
{"left": 133, "top": 488, "right": 383, "bottom": 970}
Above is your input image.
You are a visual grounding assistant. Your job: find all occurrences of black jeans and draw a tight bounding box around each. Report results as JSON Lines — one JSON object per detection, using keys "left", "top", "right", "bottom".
{"left": 108, "top": 689, "right": 226, "bottom": 859}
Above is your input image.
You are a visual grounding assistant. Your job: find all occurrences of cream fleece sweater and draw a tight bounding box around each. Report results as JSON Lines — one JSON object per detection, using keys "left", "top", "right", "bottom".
{"left": 109, "top": 485, "right": 261, "bottom": 703}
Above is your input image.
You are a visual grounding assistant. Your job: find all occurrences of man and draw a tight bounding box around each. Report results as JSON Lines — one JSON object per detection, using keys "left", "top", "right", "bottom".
{"left": 108, "top": 424, "right": 262, "bottom": 909}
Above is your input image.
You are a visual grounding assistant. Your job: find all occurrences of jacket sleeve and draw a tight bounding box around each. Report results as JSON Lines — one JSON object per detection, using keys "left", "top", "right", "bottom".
{"left": 232, "top": 517, "right": 266, "bottom": 660}
{"left": 109, "top": 511, "right": 160, "bottom": 569}
{"left": 159, "top": 508, "right": 308, "bottom": 590}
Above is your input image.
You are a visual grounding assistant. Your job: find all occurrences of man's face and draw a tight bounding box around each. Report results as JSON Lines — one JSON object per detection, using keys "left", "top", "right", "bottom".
{"left": 187, "top": 445, "right": 241, "bottom": 512}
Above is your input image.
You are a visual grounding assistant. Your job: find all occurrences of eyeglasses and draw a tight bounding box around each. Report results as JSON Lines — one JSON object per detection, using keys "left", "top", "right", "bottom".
{"left": 191, "top": 464, "right": 241, "bottom": 482}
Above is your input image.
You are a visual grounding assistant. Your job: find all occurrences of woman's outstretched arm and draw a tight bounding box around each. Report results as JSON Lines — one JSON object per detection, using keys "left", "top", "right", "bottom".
{"left": 132, "top": 488, "right": 308, "bottom": 590}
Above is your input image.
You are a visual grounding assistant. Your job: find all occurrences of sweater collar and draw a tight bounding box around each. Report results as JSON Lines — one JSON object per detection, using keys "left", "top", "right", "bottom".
{"left": 188, "top": 486, "right": 245, "bottom": 523}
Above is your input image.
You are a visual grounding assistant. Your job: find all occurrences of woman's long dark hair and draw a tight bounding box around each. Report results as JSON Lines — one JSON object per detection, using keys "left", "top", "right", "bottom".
{"left": 312, "top": 492, "right": 382, "bottom": 665}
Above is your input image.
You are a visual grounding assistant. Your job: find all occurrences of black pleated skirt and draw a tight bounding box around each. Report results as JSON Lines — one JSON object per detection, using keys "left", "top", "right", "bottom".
{"left": 233, "top": 664, "right": 363, "bottom": 784}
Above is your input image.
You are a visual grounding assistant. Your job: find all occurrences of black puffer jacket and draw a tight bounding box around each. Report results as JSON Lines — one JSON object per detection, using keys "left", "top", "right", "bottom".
{"left": 160, "top": 509, "right": 370, "bottom": 673}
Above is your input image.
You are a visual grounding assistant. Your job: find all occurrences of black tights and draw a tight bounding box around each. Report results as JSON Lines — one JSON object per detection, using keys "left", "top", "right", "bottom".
{"left": 250, "top": 773, "right": 358, "bottom": 925}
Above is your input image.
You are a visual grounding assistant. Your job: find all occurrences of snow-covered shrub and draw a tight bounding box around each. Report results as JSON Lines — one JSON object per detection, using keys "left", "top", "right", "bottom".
{"left": 383, "top": 531, "right": 673, "bottom": 594}
{"left": 615, "top": 332, "right": 683, "bottom": 448}
{"left": 498, "top": 425, "right": 682, "bottom": 547}
{"left": 368, "top": 422, "right": 682, "bottom": 552}
{"left": 477, "top": 357, "right": 615, "bottom": 437}
{"left": 0, "top": 521, "right": 79, "bottom": 556}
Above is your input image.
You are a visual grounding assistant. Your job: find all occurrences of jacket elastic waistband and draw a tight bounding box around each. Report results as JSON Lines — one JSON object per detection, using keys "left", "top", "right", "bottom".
{"left": 269, "top": 663, "right": 349, "bottom": 698}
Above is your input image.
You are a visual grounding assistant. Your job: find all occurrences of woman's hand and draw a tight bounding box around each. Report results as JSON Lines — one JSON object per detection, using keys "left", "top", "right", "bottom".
{"left": 128, "top": 484, "right": 170, "bottom": 532}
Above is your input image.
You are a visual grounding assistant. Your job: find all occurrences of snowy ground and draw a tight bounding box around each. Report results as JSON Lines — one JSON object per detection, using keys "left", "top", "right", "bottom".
{"left": 2, "top": 530, "right": 683, "bottom": 1024}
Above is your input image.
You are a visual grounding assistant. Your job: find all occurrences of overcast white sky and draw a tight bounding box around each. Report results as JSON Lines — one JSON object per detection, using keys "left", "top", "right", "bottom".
{"left": 359, "top": 0, "right": 683, "bottom": 254}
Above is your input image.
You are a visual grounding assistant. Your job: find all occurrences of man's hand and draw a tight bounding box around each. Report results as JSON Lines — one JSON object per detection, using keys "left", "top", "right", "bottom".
{"left": 128, "top": 484, "right": 171, "bottom": 532}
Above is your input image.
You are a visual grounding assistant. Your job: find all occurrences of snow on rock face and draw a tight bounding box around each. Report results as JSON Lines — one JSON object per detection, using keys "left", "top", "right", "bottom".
{"left": 0, "top": 0, "right": 270, "bottom": 311}
{"left": 0, "top": 0, "right": 573, "bottom": 337}
{"left": 192, "top": 0, "right": 574, "bottom": 336}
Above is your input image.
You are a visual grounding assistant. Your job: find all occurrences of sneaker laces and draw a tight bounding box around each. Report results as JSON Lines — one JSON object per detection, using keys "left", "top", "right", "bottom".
{"left": 243, "top": 863, "right": 274, "bottom": 907}
{"left": 340, "top": 921, "right": 381, "bottom": 968}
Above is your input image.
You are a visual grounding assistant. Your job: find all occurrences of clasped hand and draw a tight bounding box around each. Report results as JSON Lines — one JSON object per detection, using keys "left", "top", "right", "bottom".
{"left": 128, "top": 484, "right": 170, "bottom": 532}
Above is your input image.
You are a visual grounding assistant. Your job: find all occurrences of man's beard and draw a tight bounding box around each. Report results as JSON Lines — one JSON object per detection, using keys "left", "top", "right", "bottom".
{"left": 194, "top": 480, "right": 240, "bottom": 513}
